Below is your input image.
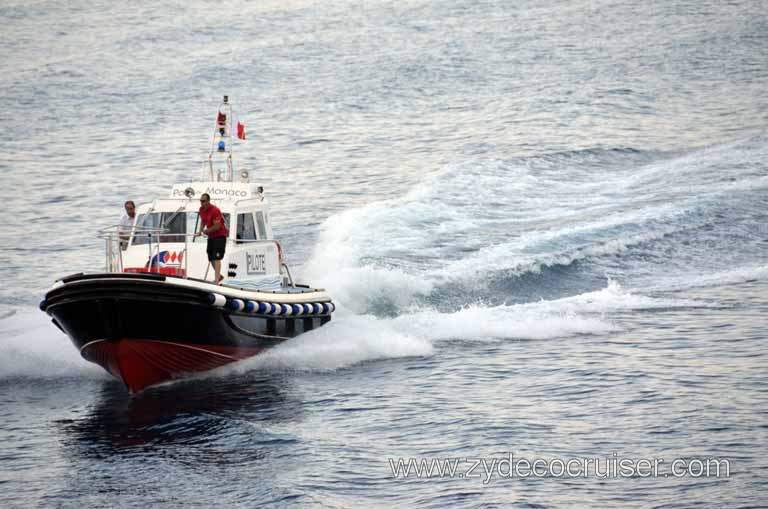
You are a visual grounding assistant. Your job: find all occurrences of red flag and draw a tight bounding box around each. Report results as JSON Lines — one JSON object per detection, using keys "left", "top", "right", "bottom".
{"left": 216, "top": 111, "right": 227, "bottom": 135}
{"left": 237, "top": 121, "right": 246, "bottom": 140}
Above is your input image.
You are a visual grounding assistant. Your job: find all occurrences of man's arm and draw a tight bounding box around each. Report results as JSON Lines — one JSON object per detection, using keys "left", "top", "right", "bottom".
{"left": 197, "top": 217, "right": 221, "bottom": 237}
{"left": 194, "top": 216, "right": 205, "bottom": 237}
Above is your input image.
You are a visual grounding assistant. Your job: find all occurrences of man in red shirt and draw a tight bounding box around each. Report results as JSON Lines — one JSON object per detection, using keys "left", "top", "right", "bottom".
{"left": 195, "top": 193, "right": 229, "bottom": 284}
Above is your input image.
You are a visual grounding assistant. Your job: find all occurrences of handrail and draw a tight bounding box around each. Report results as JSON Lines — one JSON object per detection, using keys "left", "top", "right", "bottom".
{"left": 98, "top": 226, "right": 287, "bottom": 285}
{"left": 281, "top": 263, "right": 296, "bottom": 288}
{"left": 98, "top": 226, "right": 194, "bottom": 277}
{"left": 230, "top": 238, "right": 277, "bottom": 245}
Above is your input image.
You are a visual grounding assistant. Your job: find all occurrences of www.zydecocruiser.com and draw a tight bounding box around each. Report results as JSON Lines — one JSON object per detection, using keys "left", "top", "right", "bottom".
{"left": 388, "top": 453, "right": 731, "bottom": 483}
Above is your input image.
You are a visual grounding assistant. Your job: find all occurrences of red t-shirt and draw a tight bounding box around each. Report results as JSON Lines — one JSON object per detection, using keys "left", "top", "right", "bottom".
{"left": 198, "top": 204, "right": 229, "bottom": 239}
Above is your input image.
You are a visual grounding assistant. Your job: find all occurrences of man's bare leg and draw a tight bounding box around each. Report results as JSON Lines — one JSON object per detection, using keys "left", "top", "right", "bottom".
{"left": 213, "top": 260, "right": 222, "bottom": 284}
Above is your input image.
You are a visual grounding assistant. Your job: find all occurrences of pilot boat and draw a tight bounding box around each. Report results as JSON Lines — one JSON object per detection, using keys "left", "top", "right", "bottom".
{"left": 40, "top": 97, "right": 335, "bottom": 393}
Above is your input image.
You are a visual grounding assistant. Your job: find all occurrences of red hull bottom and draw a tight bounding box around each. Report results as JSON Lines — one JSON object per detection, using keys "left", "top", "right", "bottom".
{"left": 81, "top": 339, "right": 265, "bottom": 393}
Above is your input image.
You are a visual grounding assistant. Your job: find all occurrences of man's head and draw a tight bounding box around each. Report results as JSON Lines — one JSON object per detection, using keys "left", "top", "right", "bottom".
{"left": 200, "top": 193, "right": 211, "bottom": 211}
{"left": 124, "top": 200, "right": 136, "bottom": 218}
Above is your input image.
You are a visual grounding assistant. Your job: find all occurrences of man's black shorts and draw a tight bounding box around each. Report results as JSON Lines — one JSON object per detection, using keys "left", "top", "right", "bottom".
{"left": 207, "top": 236, "right": 227, "bottom": 261}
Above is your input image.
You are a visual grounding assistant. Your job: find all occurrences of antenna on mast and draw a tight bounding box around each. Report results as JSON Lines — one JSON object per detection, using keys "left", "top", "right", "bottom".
{"left": 207, "top": 95, "right": 235, "bottom": 182}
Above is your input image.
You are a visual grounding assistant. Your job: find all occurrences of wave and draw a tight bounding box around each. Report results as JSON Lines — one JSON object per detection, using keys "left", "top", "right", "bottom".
{"left": 429, "top": 225, "right": 697, "bottom": 284}
{"left": 3, "top": 139, "right": 762, "bottom": 381}
{"left": 224, "top": 314, "right": 433, "bottom": 372}
{"left": 643, "top": 264, "right": 768, "bottom": 292}
{"left": 298, "top": 137, "right": 766, "bottom": 316}
{"left": 212, "top": 280, "right": 717, "bottom": 375}
{"left": 0, "top": 280, "right": 718, "bottom": 381}
{"left": 0, "top": 310, "right": 104, "bottom": 379}
{"left": 543, "top": 280, "right": 721, "bottom": 312}
{"left": 300, "top": 218, "right": 712, "bottom": 317}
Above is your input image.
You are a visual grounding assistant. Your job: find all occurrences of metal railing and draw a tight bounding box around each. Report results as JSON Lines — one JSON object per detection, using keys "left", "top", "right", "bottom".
{"left": 98, "top": 226, "right": 293, "bottom": 285}
{"left": 99, "top": 226, "right": 195, "bottom": 277}
{"left": 281, "top": 262, "right": 295, "bottom": 288}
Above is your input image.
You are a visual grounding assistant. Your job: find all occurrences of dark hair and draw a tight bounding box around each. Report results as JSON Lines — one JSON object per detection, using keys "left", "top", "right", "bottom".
{"left": 124, "top": 200, "right": 135, "bottom": 207}
{"left": 200, "top": 193, "right": 211, "bottom": 201}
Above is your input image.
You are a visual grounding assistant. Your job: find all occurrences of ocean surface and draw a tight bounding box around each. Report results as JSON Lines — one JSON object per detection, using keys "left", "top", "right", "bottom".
{"left": 2, "top": 0, "right": 767, "bottom": 507}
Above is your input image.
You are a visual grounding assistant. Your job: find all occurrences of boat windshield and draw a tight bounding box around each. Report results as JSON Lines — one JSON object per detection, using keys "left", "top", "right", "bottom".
{"left": 132, "top": 212, "right": 230, "bottom": 245}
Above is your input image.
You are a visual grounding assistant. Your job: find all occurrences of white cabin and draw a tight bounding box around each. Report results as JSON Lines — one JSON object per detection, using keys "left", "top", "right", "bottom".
{"left": 118, "top": 182, "right": 285, "bottom": 290}
{"left": 108, "top": 96, "right": 290, "bottom": 291}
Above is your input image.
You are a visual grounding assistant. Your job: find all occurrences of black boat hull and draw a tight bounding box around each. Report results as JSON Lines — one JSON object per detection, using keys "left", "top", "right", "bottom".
{"left": 41, "top": 273, "right": 331, "bottom": 392}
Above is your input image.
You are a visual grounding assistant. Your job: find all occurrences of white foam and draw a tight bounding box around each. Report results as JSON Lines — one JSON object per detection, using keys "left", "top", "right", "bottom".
{"left": 219, "top": 302, "right": 616, "bottom": 375}
{"left": 543, "top": 280, "right": 719, "bottom": 312}
{"left": 300, "top": 199, "right": 435, "bottom": 312}
{"left": 217, "top": 281, "right": 697, "bottom": 374}
{"left": 645, "top": 264, "right": 768, "bottom": 292}
{"left": 430, "top": 227, "right": 692, "bottom": 284}
{"left": 390, "top": 304, "right": 618, "bottom": 341}
{"left": 0, "top": 310, "right": 104, "bottom": 379}
{"left": 302, "top": 265, "right": 432, "bottom": 315}
{"left": 227, "top": 313, "right": 433, "bottom": 371}
{"left": 226, "top": 281, "right": 714, "bottom": 374}
{"left": 383, "top": 280, "right": 716, "bottom": 344}
{"left": 0, "top": 278, "right": 720, "bottom": 382}
{"left": 298, "top": 150, "right": 746, "bottom": 303}
{"left": 621, "top": 139, "right": 768, "bottom": 191}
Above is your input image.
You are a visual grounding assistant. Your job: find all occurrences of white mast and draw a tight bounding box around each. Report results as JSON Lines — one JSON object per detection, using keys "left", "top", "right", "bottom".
{"left": 206, "top": 95, "right": 236, "bottom": 182}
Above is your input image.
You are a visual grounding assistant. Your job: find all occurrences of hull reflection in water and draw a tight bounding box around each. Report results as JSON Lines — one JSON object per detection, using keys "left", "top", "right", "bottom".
{"left": 56, "top": 375, "right": 300, "bottom": 452}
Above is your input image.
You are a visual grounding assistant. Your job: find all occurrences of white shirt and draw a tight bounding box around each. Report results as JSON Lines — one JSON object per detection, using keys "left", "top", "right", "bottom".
{"left": 119, "top": 213, "right": 134, "bottom": 232}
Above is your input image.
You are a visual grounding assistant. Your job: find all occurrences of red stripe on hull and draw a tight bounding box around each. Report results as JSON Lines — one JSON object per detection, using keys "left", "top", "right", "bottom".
{"left": 81, "top": 339, "right": 264, "bottom": 393}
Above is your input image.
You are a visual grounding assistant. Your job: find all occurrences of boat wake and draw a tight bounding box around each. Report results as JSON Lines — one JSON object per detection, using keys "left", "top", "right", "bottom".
{"left": 3, "top": 138, "right": 766, "bottom": 384}
{"left": 219, "top": 278, "right": 724, "bottom": 373}
{"left": 0, "top": 276, "right": 725, "bottom": 382}
{"left": 0, "top": 310, "right": 104, "bottom": 379}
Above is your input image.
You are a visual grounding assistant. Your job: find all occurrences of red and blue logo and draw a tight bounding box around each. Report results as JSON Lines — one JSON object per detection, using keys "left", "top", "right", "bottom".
{"left": 149, "top": 250, "right": 184, "bottom": 267}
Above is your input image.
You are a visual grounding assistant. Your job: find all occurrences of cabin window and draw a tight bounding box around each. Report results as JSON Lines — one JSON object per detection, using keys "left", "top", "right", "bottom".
{"left": 222, "top": 214, "right": 231, "bottom": 233}
{"left": 186, "top": 213, "right": 199, "bottom": 240}
{"left": 255, "top": 211, "right": 267, "bottom": 239}
{"left": 160, "top": 212, "right": 186, "bottom": 242}
{"left": 131, "top": 212, "right": 230, "bottom": 245}
{"left": 236, "top": 213, "right": 257, "bottom": 243}
{"left": 133, "top": 212, "right": 188, "bottom": 245}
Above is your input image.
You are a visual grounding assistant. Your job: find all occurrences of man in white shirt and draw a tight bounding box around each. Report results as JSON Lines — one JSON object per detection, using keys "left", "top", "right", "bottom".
{"left": 119, "top": 200, "right": 136, "bottom": 249}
